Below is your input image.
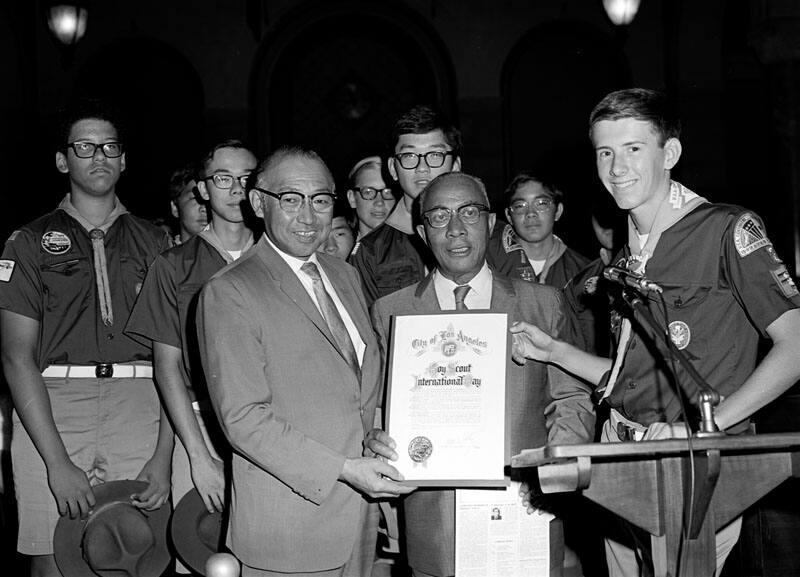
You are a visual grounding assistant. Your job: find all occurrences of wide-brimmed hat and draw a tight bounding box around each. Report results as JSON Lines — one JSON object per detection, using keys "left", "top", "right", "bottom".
{"left": 53, "top": 480, "right": 172, "bottom": 577}
{"left": 170, "top": 489, "right": 224, "bottom": 575}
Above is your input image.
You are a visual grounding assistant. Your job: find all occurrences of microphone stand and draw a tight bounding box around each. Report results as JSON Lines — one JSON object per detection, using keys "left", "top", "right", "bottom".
{"left": 620, "top": 288, "right": 725, "bottom": 438}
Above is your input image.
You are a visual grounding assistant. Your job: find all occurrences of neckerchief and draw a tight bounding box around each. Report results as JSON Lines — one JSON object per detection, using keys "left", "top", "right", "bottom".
{"left": 599, "top": 181, "right": 708, "bottom": 402}
{"left": 58, "top": 194, "right": 129, "bottom": 327}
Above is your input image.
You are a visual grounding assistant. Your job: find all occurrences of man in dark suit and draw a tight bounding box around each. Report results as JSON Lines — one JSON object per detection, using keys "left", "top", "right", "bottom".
{"left": 197, "top": 146, "right": 412, "bottom": 577}
{"left": 366, "top": 172, "right": 596, "bottom": 577}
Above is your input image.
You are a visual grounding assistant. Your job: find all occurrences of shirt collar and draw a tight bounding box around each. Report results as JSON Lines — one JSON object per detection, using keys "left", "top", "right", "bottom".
{"left": 384, "top": 199, "right": 415, "bottom": 235}
{"left": 57, "top": 193, "right": 129, "bottom": 234}
{"left": 264, "top": 234, "right": 320, "bottom": 275}
{"left": 433, "top": 261, "right": 493, "bottom": 308}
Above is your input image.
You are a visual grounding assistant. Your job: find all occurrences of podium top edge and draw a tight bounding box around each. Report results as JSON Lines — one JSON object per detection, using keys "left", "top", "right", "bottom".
{"left": 511, "top": 432, "right": 800, "bottom": 468}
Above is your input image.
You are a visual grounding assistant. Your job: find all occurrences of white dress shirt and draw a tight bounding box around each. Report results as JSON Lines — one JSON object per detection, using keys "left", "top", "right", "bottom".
{"left": 432, "top": 261, "right": 493, "bottom": 310}
{"left": 265, "top": 235, "right": 365, "bottom": 363}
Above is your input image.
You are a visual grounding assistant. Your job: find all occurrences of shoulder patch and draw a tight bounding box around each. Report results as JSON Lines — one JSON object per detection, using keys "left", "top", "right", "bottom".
{"left": 41, "top": 231, "right": 72, "bottom": 255}
{"left": 0, "top": 260, "right": 14, "bottom": 282}
{"left": 770, "top": 265, "right": 799, "bottom": 298}
{"left": 6, "top": 230, "right": 20, "bottom": 243}
{"left": 734, "top": 213, "right": 771, "bottom": 257}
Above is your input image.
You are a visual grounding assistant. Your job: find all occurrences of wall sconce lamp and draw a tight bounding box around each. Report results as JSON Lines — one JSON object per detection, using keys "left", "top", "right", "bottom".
{"left": 46, "top": 2, "right": 89, "bottom": 46}
{"left": 602, "top": 0, "right": 641, "bottom": 26}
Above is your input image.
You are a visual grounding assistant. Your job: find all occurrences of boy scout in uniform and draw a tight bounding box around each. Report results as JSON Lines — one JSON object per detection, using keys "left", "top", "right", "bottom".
{"left": 0, "top": 100, "right": 173, "bottom": 577}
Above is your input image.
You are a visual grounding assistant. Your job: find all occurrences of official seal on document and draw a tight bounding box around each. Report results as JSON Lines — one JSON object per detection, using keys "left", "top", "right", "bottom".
{"left": 408, "top": 436, "right": 433, "bottom": 463}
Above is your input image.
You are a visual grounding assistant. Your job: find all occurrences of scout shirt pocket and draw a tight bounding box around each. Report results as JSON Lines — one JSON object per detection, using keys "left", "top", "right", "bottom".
{"left": 654, "top": 283, "right": 713, "bottom": 361}
{"left": 40, "top": 257, "right": 92, "bottom": 313}
{"left": 118, "top": 256, "right": 149, "bottom": 308}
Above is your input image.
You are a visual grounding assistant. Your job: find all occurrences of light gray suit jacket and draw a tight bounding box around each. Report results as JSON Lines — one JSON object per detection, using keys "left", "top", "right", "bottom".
{"left": 371, "top": 270, "right": 595, "bottom": 577}
{"left": 198, "top": 237, "right": 381, "bottom": 572}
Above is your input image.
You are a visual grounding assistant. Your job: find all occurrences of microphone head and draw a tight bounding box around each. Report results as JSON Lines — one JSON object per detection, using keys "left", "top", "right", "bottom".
{"left": 603, "top": 266, "right": 629, "bottom": 282}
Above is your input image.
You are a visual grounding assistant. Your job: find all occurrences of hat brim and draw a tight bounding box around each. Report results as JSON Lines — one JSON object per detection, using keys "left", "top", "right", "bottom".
{"left": 54, "top": 480, "right": 172, "bottom": 577}
{"left": 171, "top": 489, "right": 224, "bottom": 575}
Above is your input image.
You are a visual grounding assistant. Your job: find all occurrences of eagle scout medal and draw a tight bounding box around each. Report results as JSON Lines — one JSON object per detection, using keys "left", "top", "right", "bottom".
{"left": 668, "top": 320, "right": 691, "bottom": 350}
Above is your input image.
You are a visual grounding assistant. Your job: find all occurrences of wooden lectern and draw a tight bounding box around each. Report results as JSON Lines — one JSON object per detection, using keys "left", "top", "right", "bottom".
{"left": 512, "top": 433, "right": 800, "bottom": 576}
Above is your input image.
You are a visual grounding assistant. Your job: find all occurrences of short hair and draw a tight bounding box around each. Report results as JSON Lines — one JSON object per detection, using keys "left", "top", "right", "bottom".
{"left": 503, "top": 171, "right": 563, "bottom": 209}
{"left": 249, "top": 145, "right": 334, "bottom": 194}
{"left": 57, "top": 98, "right": 125, "bottom": 150}
{"left": 589, "top": 88, "right": 681, "bottom": 146}
{"left": 391, "top": 105, "right": 462, "bottom": 156}
{"left": 198, "top": 139, "right": 253, "bottom": 175}
{"left": 418, "top": 172, "right": 490, "bottom": 220}
{"left": 167, "top": 162, "right": 198, "bottom": 202}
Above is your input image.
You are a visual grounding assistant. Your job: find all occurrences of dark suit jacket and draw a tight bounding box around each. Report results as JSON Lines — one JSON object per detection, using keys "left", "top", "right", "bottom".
{"left": 198, "top": 237, "right": 381, "bottom": 572}
{"left": 371, "top": 270, "right": 595, "bottom": 577}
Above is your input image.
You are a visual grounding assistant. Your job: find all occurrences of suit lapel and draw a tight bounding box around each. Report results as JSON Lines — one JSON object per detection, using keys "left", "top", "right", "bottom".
{"left": 413, "top": 273, "right": 441, "bottom": 312}
{"left": 254, "top": 239, "right": 339, "bottom": 352}
{"left": 490, "top": 274, "right": 518, "bottom": 315}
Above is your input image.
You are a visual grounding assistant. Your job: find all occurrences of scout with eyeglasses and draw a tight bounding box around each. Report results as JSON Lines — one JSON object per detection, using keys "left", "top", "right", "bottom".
{"left": 350, "top": 105, "right": 462, "bottom": 305}
{"left": 126, "top": 143, "right": 257, "bottom": 573}
{"left": 346, "top": 156, "right": 397, "bottom": 242}
{"left": 486, "top": 171, "right": 590, "bottom": 288}
{"left": 0, "top": 100, "right": 174, "bottom": 577}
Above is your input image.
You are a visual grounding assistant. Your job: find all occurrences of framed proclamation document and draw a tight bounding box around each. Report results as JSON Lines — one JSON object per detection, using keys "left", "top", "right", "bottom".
{"left": 385, "top": 312, "right": 507, "bottom": 486}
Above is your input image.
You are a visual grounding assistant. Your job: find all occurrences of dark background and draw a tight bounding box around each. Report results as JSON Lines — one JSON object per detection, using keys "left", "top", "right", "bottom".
{"left": 1, "top": 1, "right": 800, "bottom": 575}
{"left": 1, "top": 0, "right": 799, "bottom": 267}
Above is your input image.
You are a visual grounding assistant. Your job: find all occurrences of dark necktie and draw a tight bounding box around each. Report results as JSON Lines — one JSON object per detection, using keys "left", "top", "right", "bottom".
{"left": 454, "top": 284, "right": 471, "bottom": 310}
{"left": 301, "top": 262, "right": 361, "bottom": 378}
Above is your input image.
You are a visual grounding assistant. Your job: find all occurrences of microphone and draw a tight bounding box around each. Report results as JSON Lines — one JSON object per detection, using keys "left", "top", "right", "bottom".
{"left": 603, "top": 266, "right": 663, "bottom": 294}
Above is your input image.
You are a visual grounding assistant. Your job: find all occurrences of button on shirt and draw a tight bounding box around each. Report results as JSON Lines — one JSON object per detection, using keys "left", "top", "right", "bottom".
{"left": 264, "top": 236, "right": 365, "bottom": 364}
{"left": 432, "top": 262, "right": 493, "bottom": 310}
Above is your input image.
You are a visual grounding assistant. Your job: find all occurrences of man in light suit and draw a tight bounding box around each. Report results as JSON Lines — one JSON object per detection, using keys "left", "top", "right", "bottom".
{"left": 366, "top": 172, "right": 596, "bottom": 577}
{"left": 197, "top": 146, "right": 413, "bottom": 577}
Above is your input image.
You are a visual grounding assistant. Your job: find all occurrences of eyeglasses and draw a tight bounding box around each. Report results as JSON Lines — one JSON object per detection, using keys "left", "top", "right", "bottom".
{"left": 253, "top": 187, "right": 336, "bottom": 214}
{"left": 67, "top": 141, "right": 124, "bottom": 159}
{"left": 508, "top": 197, "right": 555, "bottom": 215}
{"left": 352, "top": 187, "right": 395, "bottom": 201}
{"left": 394, "top": 151, "right": 454, "bottom": 170}
{"left": 203, "top": 174, "right": 250, "bottom": 190}
{"left": 423, "top": 203, "right": 489, "bottom": 228}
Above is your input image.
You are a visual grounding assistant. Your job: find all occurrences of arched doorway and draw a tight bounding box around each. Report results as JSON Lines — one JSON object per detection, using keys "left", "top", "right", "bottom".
{"left": 251, "top": 0, "right": 456, "bottom": 185}
{"left": 502, "top": 20, "right": 630, "bottom": 256}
